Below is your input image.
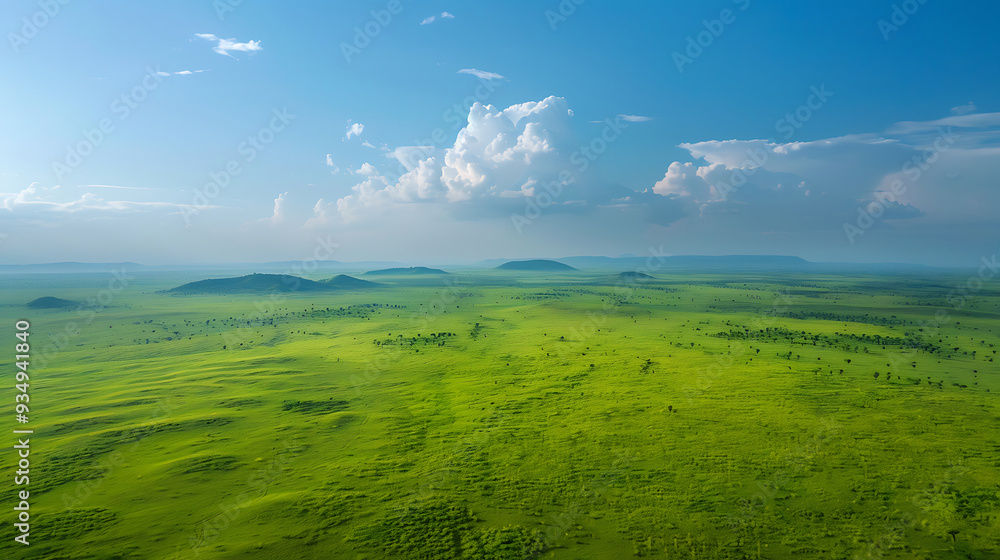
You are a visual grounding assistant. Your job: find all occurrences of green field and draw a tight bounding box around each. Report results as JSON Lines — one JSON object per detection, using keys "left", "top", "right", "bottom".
{"left": 1, "top": 267, "right": 998, "bottom": 559}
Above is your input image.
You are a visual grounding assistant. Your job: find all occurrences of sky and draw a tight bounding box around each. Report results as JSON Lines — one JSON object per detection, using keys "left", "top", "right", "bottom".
{"left": 1, "top": 0, "right": 998, "bottom": 266}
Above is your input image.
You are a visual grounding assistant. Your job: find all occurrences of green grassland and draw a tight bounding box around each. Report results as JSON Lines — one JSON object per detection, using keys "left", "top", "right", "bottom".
{"left": 1, "top": 268, "right": 998, "bottom": 559}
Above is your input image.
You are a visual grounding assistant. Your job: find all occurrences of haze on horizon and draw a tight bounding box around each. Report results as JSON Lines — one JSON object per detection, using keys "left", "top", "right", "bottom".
{"left": 2, "top": 1, "right": 998, "bottom": 267}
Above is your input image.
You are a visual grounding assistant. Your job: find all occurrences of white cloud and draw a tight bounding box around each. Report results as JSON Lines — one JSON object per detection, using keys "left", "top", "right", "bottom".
{"left": 353, "top": 163, "right": 379, "bottom": 177}
{"left": 362, "top": 140, "right": 377, "bottom": 149}
{"left": 155, "top": 69, "right": 210, "bottom": 77}
{"left": 422, "top": 12, "right": 455, "bottom": 25}
{"left": 335, "top": 96, "right": 580, "bottom": 218}
{"left": 618, "top": 115, "right": 653, "bottom": 122}
{"left": 652, "top": 162, "right": 714, "bottom": 199}
{"left": 951, "top": 102, "right": 977, "bottom": 116}
{"left": 268, "top": 192, "right": 288, "bottom": 224}
{"left": 325, "top": 155, "right": 339, "bottom": 173}
{"left": 2, "top": 184, "right": 204, "bottom": 215}
{"left": 344, "top": 122, "right": 365, "bottom": 141}
{"left": 195, "top": 33, "right": 263, "bottom": 58}
{"left": 649, "top": 113, "right": 1000, "bottom": 233}
{"left": 458, "top": 68, "right": 506, "bottom": 81}
{"left": 885, "top": 112, "right": 1000, "bottom": 135}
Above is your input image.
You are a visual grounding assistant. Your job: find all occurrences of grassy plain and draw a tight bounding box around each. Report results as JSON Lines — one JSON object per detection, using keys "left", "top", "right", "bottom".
{"left": 0, "top": 267, "right": 998, "bottom": 559}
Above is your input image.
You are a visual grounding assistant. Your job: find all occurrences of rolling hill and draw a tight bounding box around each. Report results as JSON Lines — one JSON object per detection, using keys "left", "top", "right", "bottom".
{"left": 363, "top": 267, "right": 449, "bottom": 276}
{"left": 320, "top": 274, "right": 381, "bottom": 289}
{"left": 617, "top": 271, "right": 655, "bottom": 280}
{"left": 26, "top": 296, "right": 79, "bottom": 309}
{"left": 496, "top": 259, "right": 577, "bottom": 272}
{"left": 167, "top": 273, "right": 379, "bottom": 294}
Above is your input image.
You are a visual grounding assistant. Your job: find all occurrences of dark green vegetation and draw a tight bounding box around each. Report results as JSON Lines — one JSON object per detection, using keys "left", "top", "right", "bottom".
{"left": 1, "top": 267, "right": 998, "bottom": 559}
{"left": 25, "top": 296, "right": 78, "bottom": 309}
{"left": 364, "top": 267, "right": 450, "bottom": 276}
{"left": 617, "top": 272, "right": 654, "bottom": 280}
{"left": 168, "top": 273, "right": 376, "bottom": 294}
{"left": 496, "top": 259, "right": 577, "bottom": 271}
{"left": 320, "top": 274, "right": 381, "bottom": 289}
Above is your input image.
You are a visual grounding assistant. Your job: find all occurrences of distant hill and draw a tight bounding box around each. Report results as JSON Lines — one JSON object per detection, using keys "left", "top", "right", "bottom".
{"left": 26, "top": 296, "right": 78, "bottom": 309}
{"left": 618, "top": 271, "right": 654, "bottom": 280}
{"left": 169, "top": 273, "right": 381, "bottom": 294}
{"left": 363, "top": 267, "right": 449, "bottom": 276}
{"left": 168, "top": 274, "right": 333, "bottom": 294}
{"left": 0, "top": 262, "right": 145, "bottom": 274}
{"left": 496, "top": 259, "right": 577, "bottom": 272}
{"left": 320, "top": 274, "right": 381, "bottom": 289}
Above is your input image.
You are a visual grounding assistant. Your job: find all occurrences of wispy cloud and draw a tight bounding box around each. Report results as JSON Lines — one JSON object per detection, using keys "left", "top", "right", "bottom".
{"left": 325, "top": 155, "right": 339, "bottom": 173}
{"left": 78, "top": 184, "right": 156, "bottom": 191}
{"left": 2, "top": 184, "right": 202, "bottom": 215}
{"left": 618, "top": 114, "right": 653, "bottom": 122}
{"left": 951, "top": 101, "right": 977, "bottom": 116}
{"left": 421, "top": 12, "right": 455, "bottom": 25}
{"left": 458, "top": 68, "right": 505, "bottom": 80}
{"left": 344, "top": 122, "right": 365, "bottom": 141}
{"left": 362, "top": 140, "right": 377, "bottom": 149}
{"left": 166, "top": 69, "right": 209, "bottom": 76}
{"left": 195, "top": 33, "right": 262, "bottom": 58}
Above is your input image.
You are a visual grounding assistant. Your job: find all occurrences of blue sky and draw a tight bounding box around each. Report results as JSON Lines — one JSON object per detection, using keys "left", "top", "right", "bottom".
{"left": 1, "top": 0, "right": 998, "bottom": 266}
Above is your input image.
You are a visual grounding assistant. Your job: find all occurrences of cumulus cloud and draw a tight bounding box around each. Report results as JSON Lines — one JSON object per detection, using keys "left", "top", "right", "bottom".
{"left": 344, "top": 122, "right": 365, "bottom": 141}
{"left": 195, "top": 33, "right": 263, "bottom": 58}
{"left": 458, "top": 68, "right": 505, "bottom": 81}
{"left": 327, "top": 96, "right": 685, "bottom": 227}
{"left": 335, "top": 96, "right": 572, "bottom": 218}
{"left": 267, "top": 192, "right": 288, "bottom": 224}
{"left": 649, "top": 114, "right": 1000, "bottom": 234}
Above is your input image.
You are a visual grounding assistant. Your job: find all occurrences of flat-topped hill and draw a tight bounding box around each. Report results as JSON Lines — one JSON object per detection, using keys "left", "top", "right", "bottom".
{"left": 363, "top": 267, "right": 449, "bottom": 276}
{"left": 496, "top": 259, "right": 577, "bottom": 272}
{"left": 26, "top": 296, "right": 78, "bottom": 309}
